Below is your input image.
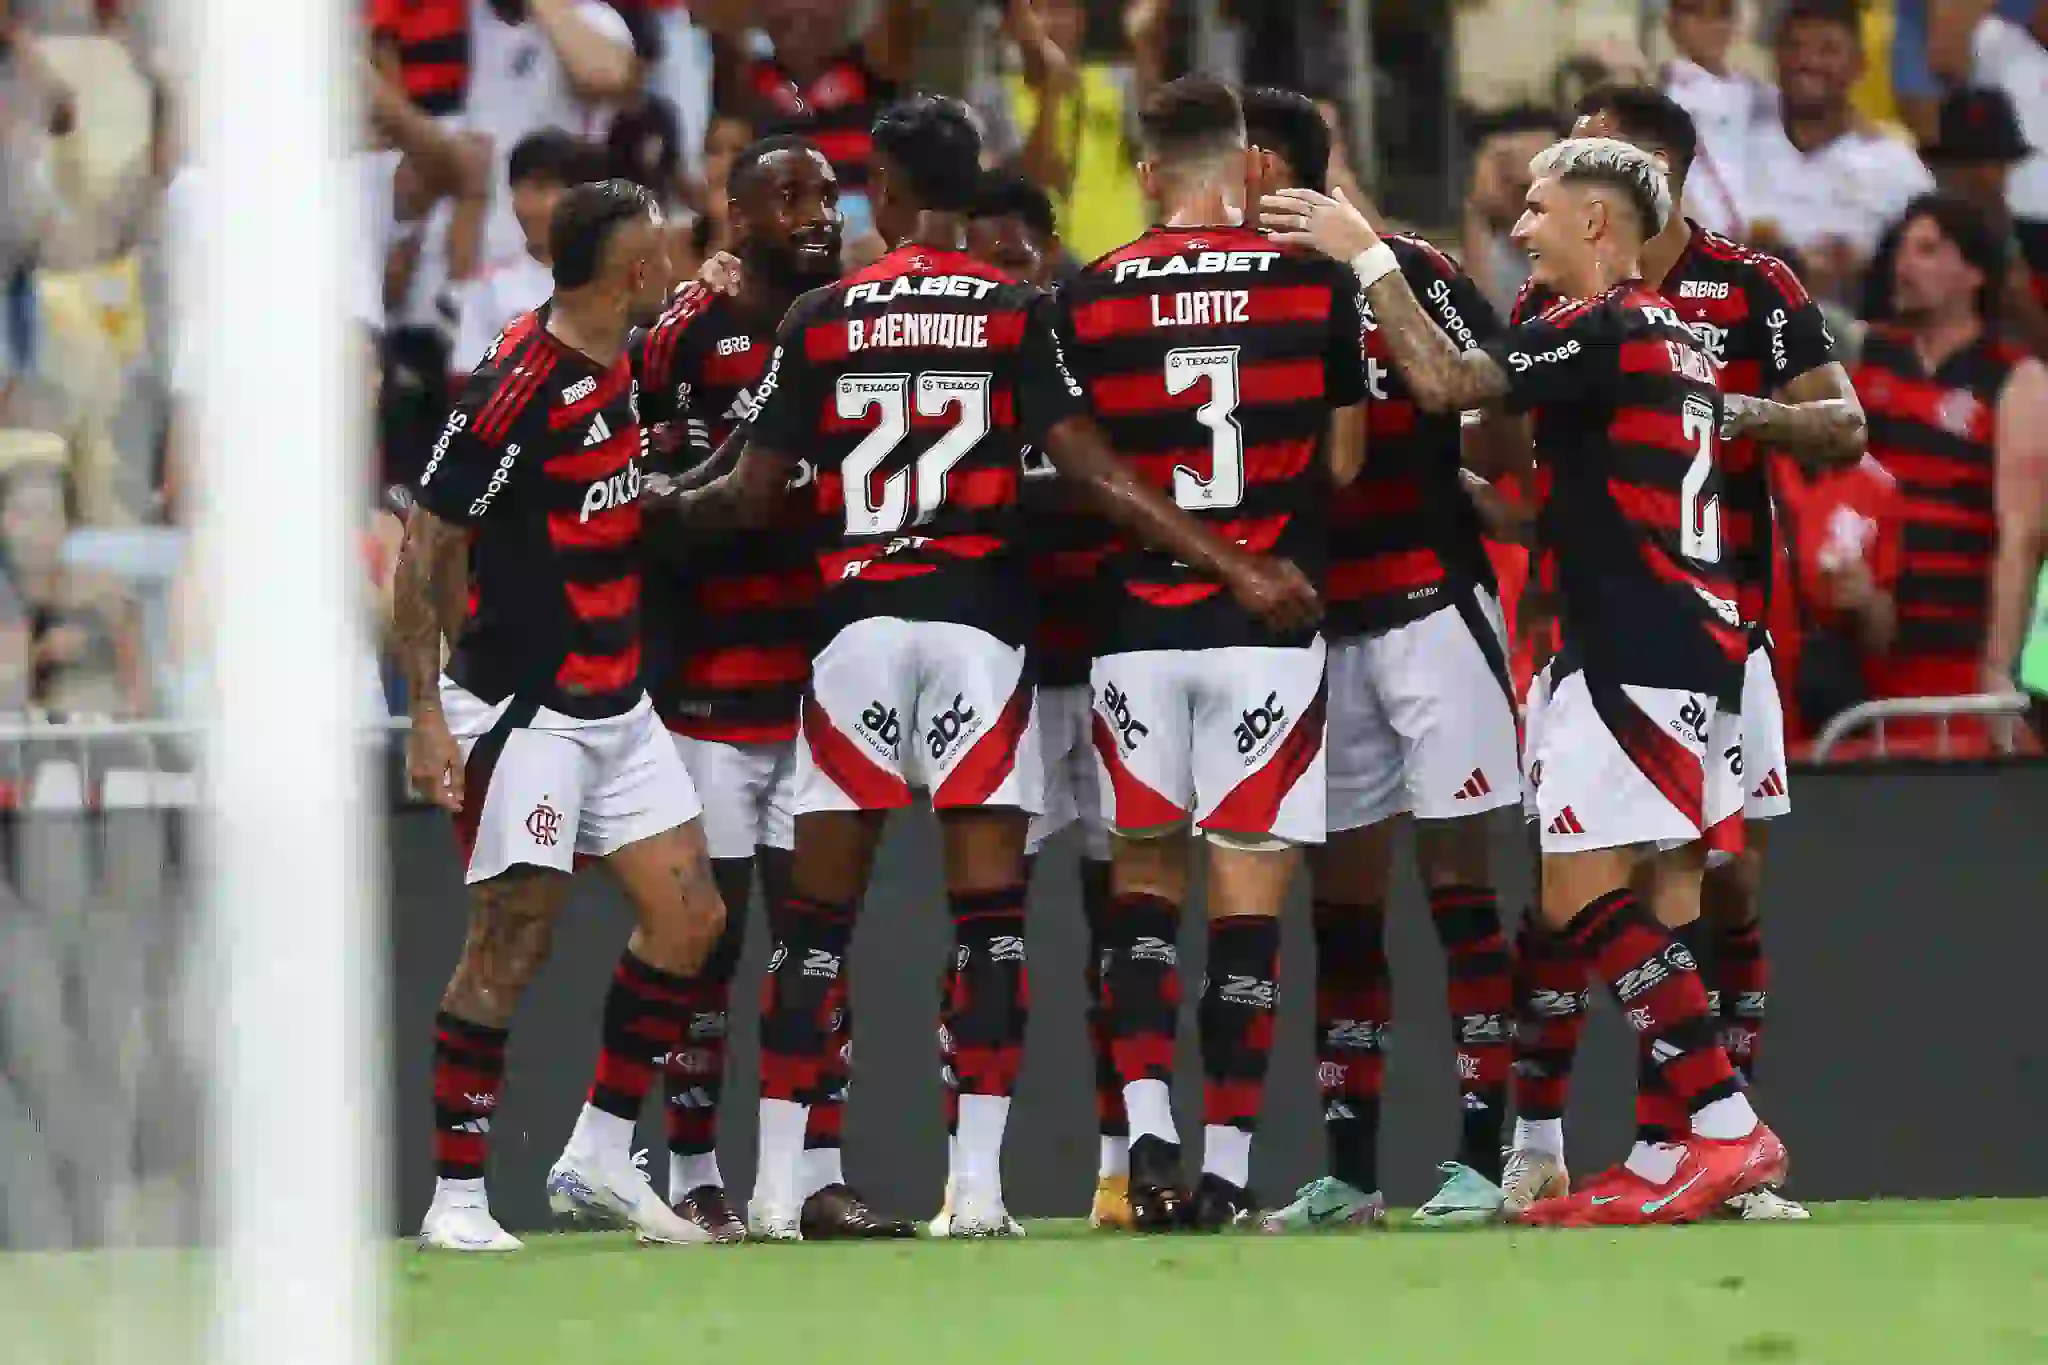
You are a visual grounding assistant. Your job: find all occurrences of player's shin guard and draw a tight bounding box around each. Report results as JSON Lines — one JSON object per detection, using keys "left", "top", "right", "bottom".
{"left": 1564, "top": 890, "right": 1742, "bottom": 1119}
{"left": 1103, "top": 891, "right": 1183, "bottom": 1144}
{"left": 665, "top": 897, "right": 746, "bottom": 1190}
{"left": 1715, "top": 917, "right": 1767, "bottom": 1082}
{"left": 433, "top": 1012, "right": 508, "bottom": 1181}
{"left": 945, "top": 887, "right": 1030, "bottom": 1098}
{"left": 588, "top": 951, "right": 696, "bottom": 1122}
{"left": 758, "top": 896, "right": 857, "bottom": 1104}
{"left": 1427, "top": 885, "right": 1512, "bottom": 1182}
{"left": 1313, "top": 901, "right": 1389, "bottom": 1194}
{"left": 1200, "top": 916, "right": 1280, "bottom": 1189}
{"left": 1512, "top": 913, "right": 1589, "bottom": 1149}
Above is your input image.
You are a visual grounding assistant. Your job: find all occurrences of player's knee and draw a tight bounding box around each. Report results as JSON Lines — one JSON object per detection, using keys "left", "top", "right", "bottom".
{"left": 1203, "top": 827, "right": 1292, "bottom": 855}
{"left": 1413, "top": 814, "right": 1492, "bottom": 888}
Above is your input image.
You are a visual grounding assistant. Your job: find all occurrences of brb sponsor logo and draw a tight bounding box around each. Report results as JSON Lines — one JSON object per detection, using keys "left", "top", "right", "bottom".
{"left": 579, "top": 460, "right": 641, "bottom": 522}
{"left": 859, "top": 700, "right": 903, "bottom": 757}
{"left": 1507, "top": 339, "right": 1580, "bottom": 371}
{"left": 1235, "top": 690, "right": 1287, "bottom": 758}
{"left": 561, "top": 375, "right": 598, "bottom": 405}
{"left": 925, "top": 692, "right": 982, "bottom": 762}
{"left": 1101, "top": 681, "right": 1149, "bottom": 749}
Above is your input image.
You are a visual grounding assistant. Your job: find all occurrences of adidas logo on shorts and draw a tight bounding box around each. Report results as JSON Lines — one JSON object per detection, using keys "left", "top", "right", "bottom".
{"left": 1453, "top": 768, "right": 1493, "bottom": 800}
{"left": 1546, "top": 807, "right": 1586, "bottom": 836}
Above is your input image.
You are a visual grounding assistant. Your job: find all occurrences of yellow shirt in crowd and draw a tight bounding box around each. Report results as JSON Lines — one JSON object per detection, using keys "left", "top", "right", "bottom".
{"left": 1006, "top": 67, "right": 1150, "bottom": 263}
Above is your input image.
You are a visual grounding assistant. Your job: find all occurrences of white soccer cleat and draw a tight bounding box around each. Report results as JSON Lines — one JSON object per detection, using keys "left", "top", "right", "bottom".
{"left": 746, "top": 1198, "right": 804, "bottom": 1242}
{"left": 927, "top": 1180, "right": 954, "bottom": 1238}
{"left": 945, "top": 1187, "right": 1023, "bottom": 1238}
{"left": 1500, "top": 1147, "right": 1570, "bottom": 1215}
{"left": 419, "top": 1192, "right": 523, "bottom": 1253}
{"left": 1720, "top": 1187, "right": 1812, "bottom": 1221}
{"left": 547, "top": 1147, "right": 711, "bottom": 1245}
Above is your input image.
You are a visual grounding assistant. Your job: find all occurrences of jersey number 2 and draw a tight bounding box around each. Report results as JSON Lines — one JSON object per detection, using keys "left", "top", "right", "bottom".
{"left": 1165, "top": 346, "right": 1245, "bottom": 511}
{"left": 1680, "top": 402, "right": 1722, "bottom": 563}
{"left": 836, "top": 373, "right": 993, "bottom": 535}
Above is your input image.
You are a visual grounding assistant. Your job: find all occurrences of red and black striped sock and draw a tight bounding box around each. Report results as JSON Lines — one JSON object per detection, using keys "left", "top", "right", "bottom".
{"left": 1512, "top": 913, "right": 1589, "bottom": 1125}
{"left": 1104, "top": 892, "right": 1182, "bottom": 1088}
{"left": 663, "top": 899, "right": 746, "bottom": 1162}
{"left": 432, "top": 1011, "right": 507, "bottom": 1181}
{"left": 1199, "top": 916, "right": 1281, "bottom": 1157}
{"left": 1080, "top": 860, "right": 1127, "bottom": 1143}
{"left": 589, "top": 951, "right": 694, "bottom": 1120}
{"left": 1633, "top": 1039, "right": 1689, "bottom": 1147}
{"left": 1715, "top": 916, "right": 1768, "bottom": 1083}
{"left": 758, "top": 896, "right": 856, "bottom": 1103}
{"left": 1313, "top": 901, "right": 1388, "bottom": 1194}
{"left": 1427, "top": 884, "right": 1512, "bottom": 1183}
{"left": 1564, "top": 890, "right": 1740, "bottom": 1115}
{"left": 944, "top": 886, "right": 1030, "bottom": 1098}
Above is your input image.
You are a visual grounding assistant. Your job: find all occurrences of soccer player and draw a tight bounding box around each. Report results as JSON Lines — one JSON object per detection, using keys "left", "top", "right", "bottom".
{"left": 398, "top": 180, "right": 728, "bottom": 1251}
{"left": 1496, "top": 87, "right": 1863, "bottom": 1221}
{"left": 1237, "top": 87, "right": 1522, "bottom": 1233}
{"left": 663, "top": 95, "right": 1315, "bottom": 1239}
{"left": 1060, "top": 76, "right": 1371, "bottom": 1231}
{"left": 1265, "top": 137, "right": 1790, "bottom": 1226}
{"left": 633, "top": 134, "right": 911, "bottom": 1240}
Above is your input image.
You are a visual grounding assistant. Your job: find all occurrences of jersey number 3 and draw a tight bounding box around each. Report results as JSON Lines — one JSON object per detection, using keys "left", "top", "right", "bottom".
{"left": 1166, "top": 346, "right": 1245, "bottom": 511}
{"left": 837, "top": 372, "right": 993, "bottom": 535}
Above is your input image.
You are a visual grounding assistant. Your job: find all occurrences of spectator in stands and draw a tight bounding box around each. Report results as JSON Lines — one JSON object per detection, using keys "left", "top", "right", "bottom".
{"left": 453, "top": 128, "right": 599, "bottom": 374}
{"left": 0, "top": 452, "right": 144, "bottom": 719}
{"left": 1660, "top": 0, "right": 1770, "bottom": 237}
{"left": 1744, "top": 0, "right": 1933, "bottom": 305}
{"left": 368, "top": 0, "right": 470, "bottom": 121}
{"left": 1460, "top": 107, "right": 1557, "bottom": 313}
{"left": 1774, "top": 450, "right": 1907, "bottom": 735}
{"left": 0, "top": 16, "right": 77, "bottom": 411}
{"left": 613, "top": 0, "right": 716, "bottom": 194}
{"left": 1852, "top": 193, "right": 2048, "bottom": 708}
{"left": 1892, "top": 0, "right": 2039, "bottom": 138}
{"left": 696, "top": 113, "right": 755, "bottom": 258}
{"left": 1926, "top": 0, "right": 2048, "bottom": 282}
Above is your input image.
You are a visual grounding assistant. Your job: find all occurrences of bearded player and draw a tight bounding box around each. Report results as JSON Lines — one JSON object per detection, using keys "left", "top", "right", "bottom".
{"left": 632, "top": 135, "right": 915, "bottom": 1240}
{"left": 1495, "top": 87, "right": 1862, "bottom": 1221}
{"left": 1267, "top": 138, "right": 1789, "bottom": 1226}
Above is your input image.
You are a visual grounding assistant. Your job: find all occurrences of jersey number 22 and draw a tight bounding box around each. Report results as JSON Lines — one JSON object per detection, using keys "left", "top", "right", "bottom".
{"left": 836, "top": 372, "right": 993, "bottom": 535}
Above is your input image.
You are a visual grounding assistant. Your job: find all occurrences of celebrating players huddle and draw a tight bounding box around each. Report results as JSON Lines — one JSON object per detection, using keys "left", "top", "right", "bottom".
{"left": 394, "top": 75, "right": 1867, "bottom": 1251}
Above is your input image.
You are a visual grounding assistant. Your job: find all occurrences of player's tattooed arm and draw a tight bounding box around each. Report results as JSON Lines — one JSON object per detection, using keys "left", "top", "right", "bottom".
{"left": 393, "top": 503, "right": 470, "bottom": 811}
{"left": 1261, "top": 187, "right": 1509, "bottom": 413}
{"left": 1724, "top": 363, "right": 1867, "bottom": 465}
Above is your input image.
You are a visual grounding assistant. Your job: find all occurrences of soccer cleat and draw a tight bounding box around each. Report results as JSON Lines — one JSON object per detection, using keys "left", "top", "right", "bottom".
{"left": 1719, "top": 1186, "right": 1811, "bottom": 1221}
{"left": 1089, "top": 1174, "right": 1134, "bottom": 1230}
{"left": 1515, "top": 1164, "right": 1660, "bottom": 1228}
{"left": 1411, "top": 1161, "right": 1508, "bottom": 1228}
{"left": 1500, "top": 1147, "right": 1571, "bottom": 1214}
{"left": 945, "top": 1187, "right": 1024, "bottom": 1238}
{"left": 1127, "top": 1136, "right": 1189, "bottom": 1233}
{"left": 547, "top": 1147, "right": 712, "bottom": 1246}
{"left": 1656, "top": 1123, "right": 1789, "bottom": 1223}
{"left": 746, "top": 1198, "right": 803, "bottom": 1242}
{"left": 927, "top": 1180, "right": 954, "bottom": 1238}
{"left": 800, "top": 1183, "right": 917, "bottom": 1240}
{"left": 1186, "top": 1173, "right": 1256, "bottom": 1232}
{"left": 1258, "top": 1176, "right": 1386, "bottom": 1233}
{"left": 418, "top": 1193, "right": 523, "bottom": 1253}
{"left": 672, "top": 1184, "right": 747, "bottom": 1244}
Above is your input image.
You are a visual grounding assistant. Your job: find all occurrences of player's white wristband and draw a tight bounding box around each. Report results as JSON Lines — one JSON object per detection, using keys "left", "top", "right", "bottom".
{"left": 1349, "top": 242, "right": 1399, "bottom": 290}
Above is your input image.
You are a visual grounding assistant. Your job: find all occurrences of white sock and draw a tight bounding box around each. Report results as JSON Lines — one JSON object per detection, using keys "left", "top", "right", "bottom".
{"left": 566, "top": 1104, "right": 635, "bottom": 1162}
{"left": 434, "top": 1176, "right": 487, "bottom": 1208}
{"left": 1624, "top": 1141, "right": 1684, "bottom": 1185}
{"left": 670, "top": 1150, "right": 721, "bottom": 1197}
{"left": 1690, "top": 1092, "right": 1759, "bottom": 1141}
{"left": 1512, "top": 1117, "right": 1565, "bottom": 1160}
{"left": 956, "top": 1094, "right": 1011, "bottom": 1200}
{"left": 945, "top": 1135, "right": 959, "bottom": 1185}
{"left": 1123, "top": 1079, "right": 1179, "bottom": 1146}
{"left": 1202, "top": 1125, "right": 1252, "bottom": 1189}
{"left": 753, "top": 1099, "right": 808, "bottom": 1210}
{"left": 1098, "top": 1136, "right": 1129, "bottom": 1179}
{"left": 801, "top": 1144, "right": 845, "bottom": 1199}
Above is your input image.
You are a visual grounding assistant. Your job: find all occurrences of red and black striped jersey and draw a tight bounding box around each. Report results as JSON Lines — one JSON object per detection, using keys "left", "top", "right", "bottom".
{"left": 1517, "top": 224, "right": 1836, "bottom": 626}
{"left": 744, "top": 245, "right": 1090, "bottom": 644}
{"left": 416, "top": 307, "right": 646, "bottom": 719}
{"left": 635, "top": 286, "right": 818, "bottom": 744}
{"left": 741, "top": 47, "right": 897, "bottom": 194}
{"left": 1020, "top": 443, "right": 1112, "bottom": 687}
{"left": 368, "top": 0, "right": 468, "bottom": 118}
{"left": 1330, "top": 234, "right": 1501, "bottom": 637}
{"left": 1058, "top": 224, "right": 1369, "bottom": 651}
{"left": 1851, "top": 324, "right": 2019, "bottom": 675}
{"left": 1483, "top": 282, "right": 1746, "bottom": 696}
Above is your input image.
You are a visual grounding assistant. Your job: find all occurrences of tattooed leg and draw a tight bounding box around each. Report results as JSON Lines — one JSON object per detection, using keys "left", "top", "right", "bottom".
{"left": 441, "top": 865, "right": 574, "bottom": 1027}
{"left": 606, "top": 819, "right": 729, "bottom": 977}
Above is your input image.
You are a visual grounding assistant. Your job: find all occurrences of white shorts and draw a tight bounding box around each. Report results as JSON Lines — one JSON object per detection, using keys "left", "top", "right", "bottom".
{"left": 1526, "top": 668, "right": 1728, "bottom": 856}
{"left": 1739, "top": 643, "right": 1792, "bottom": 821}
{"left": 1028, "top": 682, "right": 1110, "bottom": 859}
{"left": 671, "top": 734, "right": 798, "bottom": 860}
{"left": 1091, "top": 639, "right": 1328, "bottom": 846}
{"left": 793, "top": 617, "right": 1041, "bottom": 815}
{"left": 442, "top": 681, "right": 701, "bottom": 885}
{"left": 1326, "top": 588, "right": 1522, "bottom": 832}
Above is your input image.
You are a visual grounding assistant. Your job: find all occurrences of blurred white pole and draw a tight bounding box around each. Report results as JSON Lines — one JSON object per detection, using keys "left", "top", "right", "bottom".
{"left": 185, "top": 0, "right": 381, "bottom": 1364}
{"left": 1342, "top": 0, "right": 1378, "bottom": 195}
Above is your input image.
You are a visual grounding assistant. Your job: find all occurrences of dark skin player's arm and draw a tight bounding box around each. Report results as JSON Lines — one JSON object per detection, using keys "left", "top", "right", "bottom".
{"left": 644, "top": 431, "right": 791, "bottom": 532}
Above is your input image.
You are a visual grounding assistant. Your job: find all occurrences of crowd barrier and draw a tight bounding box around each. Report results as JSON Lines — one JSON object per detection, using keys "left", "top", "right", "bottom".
{"left": 3, "top": 722, "right": 2044, "bottom": 1245}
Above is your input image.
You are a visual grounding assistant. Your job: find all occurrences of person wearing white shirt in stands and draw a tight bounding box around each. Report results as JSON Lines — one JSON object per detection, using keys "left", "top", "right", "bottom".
{"left": 1742, "top": 0, "right": 1933, "bottom": 303}
{"left": 453, "top": 129, "right": 599, "bottom": 372}
{"left": 1930, "top": 1, "right": 2048, "bottom": 233}
{"left": 1660, "top": 0, "right": 1772, "bottom": 237}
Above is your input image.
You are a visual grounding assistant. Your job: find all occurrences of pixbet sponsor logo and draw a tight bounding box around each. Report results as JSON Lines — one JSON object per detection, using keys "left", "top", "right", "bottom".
{"left": 578, "top": 461, "right": 641, "bottom": 522}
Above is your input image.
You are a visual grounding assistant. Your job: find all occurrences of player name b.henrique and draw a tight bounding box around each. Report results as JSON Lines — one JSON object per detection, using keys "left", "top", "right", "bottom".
{"left": 849, "top": 311, "right": 992, "bottom": 351}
